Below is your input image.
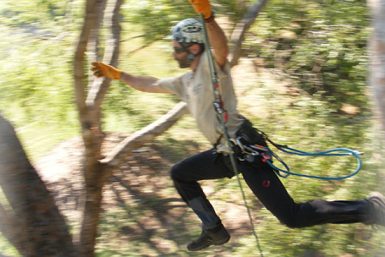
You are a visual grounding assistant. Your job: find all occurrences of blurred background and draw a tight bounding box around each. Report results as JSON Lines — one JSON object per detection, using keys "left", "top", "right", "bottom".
{"left": 0, "top": 0, "right": 384, "bottom": 256}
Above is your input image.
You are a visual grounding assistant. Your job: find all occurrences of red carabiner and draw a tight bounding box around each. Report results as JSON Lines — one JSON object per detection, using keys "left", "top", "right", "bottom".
{"left": 261, "top": 153, "right": 271, "bottom": 163}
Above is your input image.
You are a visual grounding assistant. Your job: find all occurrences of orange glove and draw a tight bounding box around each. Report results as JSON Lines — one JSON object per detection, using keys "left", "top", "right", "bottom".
{"left": 189, "top": 0, "right": 212, "bottom": 19}
{"left": 91, "top": 62, "right": 121, "bottom": 80}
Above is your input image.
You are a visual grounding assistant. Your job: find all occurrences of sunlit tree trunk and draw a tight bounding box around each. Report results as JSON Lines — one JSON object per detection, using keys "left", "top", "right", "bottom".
{"left": 73, "top": 0, "right": 123, "bottom": 256}
{"left": 368, "top": 0, "right": 385, "bottom": 138}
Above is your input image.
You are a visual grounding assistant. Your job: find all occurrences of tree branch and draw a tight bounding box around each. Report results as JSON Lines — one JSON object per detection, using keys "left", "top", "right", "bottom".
{"left": 87, "top": 0, "right": 123, "bottom": 109}
{"left": 101, "top": 102, "right": 188, "bottom": 166}
{"left": 126, "top": 41, "right": 155, "bottom": 56}
{"left": 87, "top": 0, "right": 107, "bottom": 63}
{"left": 229, "top": 0, "right": 268, "bottom": 67}
{"left": 73, "top": 0, "right": 102, "bottom": 132}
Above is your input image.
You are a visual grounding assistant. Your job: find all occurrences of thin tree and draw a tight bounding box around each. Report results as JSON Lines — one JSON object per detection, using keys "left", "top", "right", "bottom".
{"left": 73, "top": 0, "right": 187, "bottom": 255}
{"left": 368, "top": 0, "right": 385, "bottom": 139}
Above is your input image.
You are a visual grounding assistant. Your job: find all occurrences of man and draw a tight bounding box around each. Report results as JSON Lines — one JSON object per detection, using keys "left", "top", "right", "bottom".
{"left": 92, "top": 0, "right": 385, "bottom": 252}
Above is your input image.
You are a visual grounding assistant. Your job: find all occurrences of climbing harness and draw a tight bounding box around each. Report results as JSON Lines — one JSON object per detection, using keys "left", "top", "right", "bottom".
{"left": 232, "top": 129, "right": 363, "bottom": 181}
{"left": 200, "top": 15, "right": 265, "bottom": 257}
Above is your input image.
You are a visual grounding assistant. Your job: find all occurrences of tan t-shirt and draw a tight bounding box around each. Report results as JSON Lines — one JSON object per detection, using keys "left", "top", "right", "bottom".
{"left": 156, "top": 51, "right": 243, "bottom": 152}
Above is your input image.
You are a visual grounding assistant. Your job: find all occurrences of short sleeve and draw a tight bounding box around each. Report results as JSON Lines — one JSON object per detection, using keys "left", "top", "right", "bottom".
{"left": 155, "top": 75, "right": 185, "bottom": 99}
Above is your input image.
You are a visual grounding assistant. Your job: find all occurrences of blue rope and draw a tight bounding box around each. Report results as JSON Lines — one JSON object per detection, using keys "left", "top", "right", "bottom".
{"left": 265, "top": 146, "right": 363, "bottom": 181}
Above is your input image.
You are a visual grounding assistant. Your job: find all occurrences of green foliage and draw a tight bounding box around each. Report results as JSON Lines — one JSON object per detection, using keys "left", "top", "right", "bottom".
{"left": 125, "top": 0, "right": 256, "bottom": 43}
{"left": 0, "top": 0, "right": 74, "bottom": 30}
{"left": 1, "top": 0, "right": 384, "bottom": 256}
{"left": 247, "top": 0, "right": 370, "bottom": 110}
{"left": 126, "top": 0, "right": 195, "bottom": 43}
{"left": 216, "top": 0, "right": 253, "bottom": 22}
{"left": 0, "top": 13, "right": 79, "bottom": 160}
{"left": 0, "top": 238, "right": 20, "bottom": 257}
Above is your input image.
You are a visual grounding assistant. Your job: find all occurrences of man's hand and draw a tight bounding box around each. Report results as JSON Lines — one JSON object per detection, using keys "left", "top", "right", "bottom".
{"left": 189, "top": 0, "right": 212, "bottom": 19}
{"left": 91, "top": 62, "right": 121, "bottom": 80}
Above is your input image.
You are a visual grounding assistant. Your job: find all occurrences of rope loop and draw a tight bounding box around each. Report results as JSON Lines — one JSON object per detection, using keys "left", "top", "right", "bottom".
{"left": 265, "top": 145, "right": 363, "bottom": 181}
{"left": 233, "top": 131, "right": 363, "bottom": 181}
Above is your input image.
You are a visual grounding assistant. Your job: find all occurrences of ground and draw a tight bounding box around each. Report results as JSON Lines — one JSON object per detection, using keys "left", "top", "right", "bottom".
{"left": 35, "top": 134, "right": 265, "bottom": 257}
{"left": 34, "top": 58, "right": 280, "bottom": 257}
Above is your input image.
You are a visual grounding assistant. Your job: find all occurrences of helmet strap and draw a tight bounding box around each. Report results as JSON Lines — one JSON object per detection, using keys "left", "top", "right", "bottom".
{"left": 187, "top": 53, "right": 196, "bottom": 62}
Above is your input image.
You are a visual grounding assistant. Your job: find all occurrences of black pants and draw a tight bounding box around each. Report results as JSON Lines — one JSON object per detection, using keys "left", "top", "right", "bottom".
{"left": 170, "top": 148, "right": 371, "bottom": 229}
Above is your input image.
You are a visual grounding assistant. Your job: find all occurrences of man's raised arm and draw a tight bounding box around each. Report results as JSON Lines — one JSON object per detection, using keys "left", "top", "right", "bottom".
{"left": 189, "top": 0, "right": 229, "bottom": 68}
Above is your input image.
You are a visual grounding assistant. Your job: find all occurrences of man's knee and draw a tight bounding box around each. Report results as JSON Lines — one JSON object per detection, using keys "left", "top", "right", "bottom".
{"left": 170, "top": 162, "right": 184, "bottom": 181}
{"left": 274, "top": 203, "right": 307, "bottom": 229}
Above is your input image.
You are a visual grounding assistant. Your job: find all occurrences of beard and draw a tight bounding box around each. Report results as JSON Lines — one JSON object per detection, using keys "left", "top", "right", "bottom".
{"left": 176, "top": 54, "right": 195, "bottom": 68}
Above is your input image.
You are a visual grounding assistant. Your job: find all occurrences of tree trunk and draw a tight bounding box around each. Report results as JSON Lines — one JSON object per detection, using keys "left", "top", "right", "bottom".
{"left": 101, "top": 102, "right": 188, "bottom": 166}
{"left": 73, "top": 0, "right": 123, "bottom": 256}
{"left": 0, "top": 114, "right": 76, "bottom": 257}
{"left": 368, "top": 0, "right": 385, "bottom": 138}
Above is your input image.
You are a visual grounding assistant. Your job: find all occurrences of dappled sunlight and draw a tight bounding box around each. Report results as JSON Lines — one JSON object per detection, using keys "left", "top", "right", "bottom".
{"left": 1, "top": 0, "right": 385, "bottom": 256}
{"left": 35, "top": 134, "right": 265, "bottom": 257}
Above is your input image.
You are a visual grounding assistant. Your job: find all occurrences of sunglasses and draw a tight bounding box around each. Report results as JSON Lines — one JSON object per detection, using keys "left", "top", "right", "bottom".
{"left": 173, "top": 46, "right": 188, "bottom": 54}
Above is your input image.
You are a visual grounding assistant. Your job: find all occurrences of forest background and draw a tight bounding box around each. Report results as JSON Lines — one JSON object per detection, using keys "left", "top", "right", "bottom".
{"left": 0, "top": 0, "right": 385, "bottom": 256}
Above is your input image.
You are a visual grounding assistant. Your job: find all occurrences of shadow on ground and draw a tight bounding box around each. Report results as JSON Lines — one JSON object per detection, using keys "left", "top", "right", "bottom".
{"left": 36, "top": 134, "right": 263, "bottom": 257}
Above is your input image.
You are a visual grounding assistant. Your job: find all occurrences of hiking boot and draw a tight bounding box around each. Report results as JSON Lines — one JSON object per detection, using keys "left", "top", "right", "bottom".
{"left": 367, "top": 192, "right": 385, "bottom": 226}
{"left": 187, "top": 223, "right": 230, "bottom": 251}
